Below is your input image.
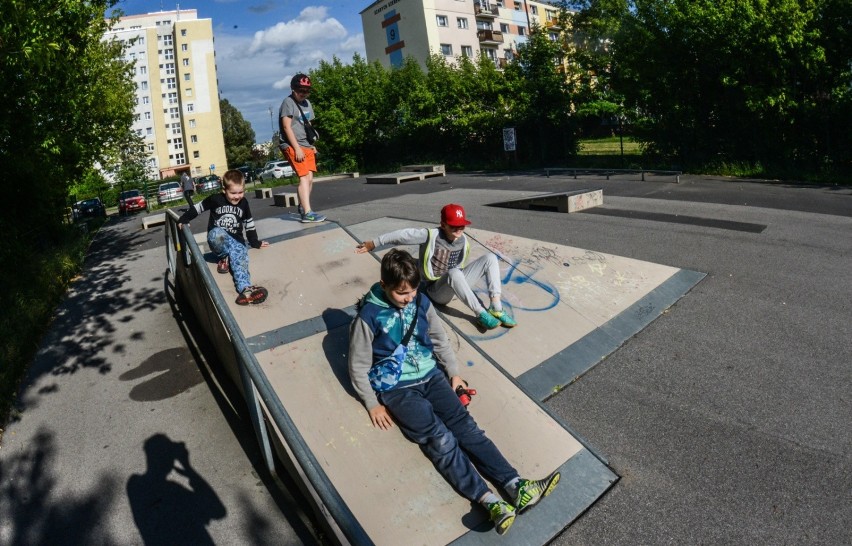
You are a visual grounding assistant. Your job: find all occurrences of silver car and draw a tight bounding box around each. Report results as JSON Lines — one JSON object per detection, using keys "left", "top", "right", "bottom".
{"left": 157, "top": 181, "right": 183, "bottom": 204}
{"left": 259, "top": 161, "right": 295, "bottom": 181}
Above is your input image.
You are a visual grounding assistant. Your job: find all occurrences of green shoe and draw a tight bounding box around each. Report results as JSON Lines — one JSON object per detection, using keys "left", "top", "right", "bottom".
{"left": 488, "top": 500, "right": 516, "bottom": 535}
{"left": 488, "top": 307, "right": 517, "bottom": 328}
{"left": 515, "top": 471, "right": 560, "bottom": 514}
{"left": 477, "top": 310, "right": 500, "bottom": 329}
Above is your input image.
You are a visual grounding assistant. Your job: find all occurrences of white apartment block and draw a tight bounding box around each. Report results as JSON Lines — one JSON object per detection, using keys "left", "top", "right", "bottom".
{"left": 105, "top": 9, "right": 227, "bottom": 180}
{"left": 360, "top": 0, "right": 566, "bottom": 70}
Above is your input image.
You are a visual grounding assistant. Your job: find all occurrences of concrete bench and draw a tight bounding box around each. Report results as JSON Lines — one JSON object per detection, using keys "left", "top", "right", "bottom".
{"left": 400, "top": 164, "right": 445, "bottom": 173}
{"left": 255, "top": 187, "right": 272, "bottom": 199}
{"left": 142, "top": 213, "right": 166, "bottom": 229}
{"left": 273, "top": 193, "right": 300, "bottom": 207}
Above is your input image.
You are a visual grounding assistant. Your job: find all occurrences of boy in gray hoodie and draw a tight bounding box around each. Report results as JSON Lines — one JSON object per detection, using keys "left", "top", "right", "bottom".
{"left": 348, "top": 249, "right": 558, "bottom": 535}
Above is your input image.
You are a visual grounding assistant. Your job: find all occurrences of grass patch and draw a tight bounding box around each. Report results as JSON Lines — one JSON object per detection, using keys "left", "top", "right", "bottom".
{"left": 0, "top": 220, "right": 97, "bottom": 438}
{"left": 579, "top": 136, "right": 641, "bottom": 156}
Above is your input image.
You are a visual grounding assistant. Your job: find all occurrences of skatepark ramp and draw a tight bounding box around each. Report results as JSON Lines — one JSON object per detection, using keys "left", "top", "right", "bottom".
{"left": 164, "top": 208, "right": 703, "bottom": 544}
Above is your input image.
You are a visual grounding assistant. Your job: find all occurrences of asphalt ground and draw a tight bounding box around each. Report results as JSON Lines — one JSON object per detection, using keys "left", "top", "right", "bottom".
{"left": 1, "top": 172, "right": 850, "bottom": 545}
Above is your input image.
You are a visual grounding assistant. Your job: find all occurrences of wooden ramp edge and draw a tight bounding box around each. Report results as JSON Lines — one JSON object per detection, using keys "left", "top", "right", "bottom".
{"left": 181, "top": 216, "right": 618, "bottom": 545}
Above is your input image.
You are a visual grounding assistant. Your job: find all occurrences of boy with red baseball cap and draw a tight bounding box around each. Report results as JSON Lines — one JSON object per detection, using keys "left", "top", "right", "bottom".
{"left": 355, "top": 203, "right": 516, "bottom": 329}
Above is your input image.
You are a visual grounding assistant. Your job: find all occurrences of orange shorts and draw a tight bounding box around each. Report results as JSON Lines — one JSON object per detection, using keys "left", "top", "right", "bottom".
{"left": 283, "top": 146, "right": 316, "bottom": 178}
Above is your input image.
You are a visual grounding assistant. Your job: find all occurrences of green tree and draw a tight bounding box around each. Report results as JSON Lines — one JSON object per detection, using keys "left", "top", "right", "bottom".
{"left": 220, "top": 98, "right": 256, "bottom": 168}
{"left": 610, "top": 0, "right": 848, "bottom": 172}
{"left": 504, "top": 26, "right": 578, "bottom": 163}
{"left": 0, "top": 0, "right": 135, "bottom": 241}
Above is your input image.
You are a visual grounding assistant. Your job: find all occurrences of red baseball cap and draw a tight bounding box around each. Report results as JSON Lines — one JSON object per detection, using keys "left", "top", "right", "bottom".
{"left": 441, "top": 204, "right": 472, "bottom": 227}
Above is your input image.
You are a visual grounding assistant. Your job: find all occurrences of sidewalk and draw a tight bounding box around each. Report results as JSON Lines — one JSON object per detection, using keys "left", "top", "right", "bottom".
{"left": 0, "top": 218, "right": 315, "bottom": 545}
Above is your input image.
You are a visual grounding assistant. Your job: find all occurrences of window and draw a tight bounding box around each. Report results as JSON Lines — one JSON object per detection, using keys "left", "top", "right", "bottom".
{"left": 530, "top": 6, "right": 538, "bottom": 15}
{"left": 180, "top": 29, "right": 187, "bottom": 36}
{"left": 181, "top": 44, "right": 187, "bottom": 51}
{"left": 171, "top": 123, "right": 181, "bottom": 133}
{"left": 163, "top": 35, "right": 173, "bottom": 46}
{"left": 184, "top": 73, "right": 190, "bottom": 81}
{"left": 169, "top": 107, "right": 179, "bottom": 119}
{"left": 437, "top": 15, "right": 448, "bottom": 27}
{"left": 186, "top": 103, "right": 194, "bottom": 113}
{"left": 140, "top": 81, "right": 148, "bottom": 90}
{"left": 182, "top": 58, "right": 189, "bottom": 66}
{"left": 500, "top": 23, "right": 509, "bottom": 33}
{"left": 440, "top": 44, "right": 453, "bottom": 56}
{"left": 193, "top": 151, "right": 200, "bottom": 158}
{"left": 133, "top": 113, "right": 140, "bottom": 122}
{"left": 139, "top": 65, "right": 147, "bottom": 75}
{"left": 514, "top": 1, "right": 521, "bottom": 10}
{"left": 191, "top": 135, "right": 198, "bottom": 143}
{"left": 146, "top": 127, "right": 153, "bottom": 136}
{"left": 148, "top": 143, "right": 155, "bottom": 152}
{"left": 166, "top": 77, "right": 177, "bottom": 90}
{"left": 142, "top": 96, "right": 150, "bottom": 104}
{"left": 461, "top": 45, "right": 473, "bottom": 57}
{"left": 189, "top": 119, "right": 196, "bottom": 128}
{"left": 167, "top": 92, "right": 178, "bottom": 104}
{"left": 144, "top": 112, "right": 152, "bottom": 120}
{"left": 549, "top": 32, "right": 559, "bottom": 41}
{"left": 174, "top": 137, "right": 183, "bottom": 150}
{"left": 164, "top": 62, "right": 175, "bottom": 75}
{"left": 175, "top": 152, "right": 185, "bottom": 163}
{"left": 185, "top": 88, "right": 192, "bottom": 97}
{"left": 518, "top": 26, "right": 526, "bottom": 36}
{"left": 164, "top": 49, "right": 174, "bottom": 60}
{"left": 457, "top": 17, "right": 468, "bottom": 29}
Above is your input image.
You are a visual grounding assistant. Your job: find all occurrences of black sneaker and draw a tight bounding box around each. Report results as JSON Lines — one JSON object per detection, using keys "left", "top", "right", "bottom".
{"left": 235, "top": 286, "right": 268, "bottom": 305}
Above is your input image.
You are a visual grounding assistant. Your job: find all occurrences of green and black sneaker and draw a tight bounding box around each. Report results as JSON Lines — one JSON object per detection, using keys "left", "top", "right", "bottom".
{"left": 514, "top": 471, "right": 560, "bottom": 514}
{"left": 488, "top": 500, "right": 516, "bottom": 535}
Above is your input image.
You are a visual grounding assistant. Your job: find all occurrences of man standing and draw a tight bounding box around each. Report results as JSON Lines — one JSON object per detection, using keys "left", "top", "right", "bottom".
{"left": 279, "top": 73, "right": 325, "bottom": 223}
{"left": 181, "top": 171, "right": 195, "bottom": 207}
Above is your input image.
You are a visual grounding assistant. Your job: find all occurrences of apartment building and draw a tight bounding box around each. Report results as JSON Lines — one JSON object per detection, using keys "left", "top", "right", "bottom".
{"left": 105, "top": 9, "right": 227, "bottom": 180}
{"left": 360, "top": 0, "right": 565, "bottom": 70}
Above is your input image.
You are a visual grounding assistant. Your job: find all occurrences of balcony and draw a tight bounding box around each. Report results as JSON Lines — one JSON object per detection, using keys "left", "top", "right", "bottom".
{"left": 474, "top": 4, "right": 499, "bottom": 19}
{"left": 477, "top": 29, "right": 504, "bottom": 45}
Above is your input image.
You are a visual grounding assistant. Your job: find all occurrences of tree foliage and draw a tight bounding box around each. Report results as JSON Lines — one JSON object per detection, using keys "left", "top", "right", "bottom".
{"left": 0, "top": 0, "right": 135, "bottom": 241}
{"left": 220, "top": 98, "right": 256, "bottom": 168}
{"left": 575, "top": 0, "right": 851, "bottom": 173}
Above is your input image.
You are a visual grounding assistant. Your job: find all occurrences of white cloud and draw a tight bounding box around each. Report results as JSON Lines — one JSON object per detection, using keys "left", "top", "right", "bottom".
{"left": 213, "top": 7, "right": 366, "bottom": 142}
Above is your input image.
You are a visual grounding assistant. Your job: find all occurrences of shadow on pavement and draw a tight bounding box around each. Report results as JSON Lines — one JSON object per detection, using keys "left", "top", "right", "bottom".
{"left": 164, "top": 273, "right": 322, "bottom": 545}
{"left": 0, "top": 428, "right": 120, "bottom": 544}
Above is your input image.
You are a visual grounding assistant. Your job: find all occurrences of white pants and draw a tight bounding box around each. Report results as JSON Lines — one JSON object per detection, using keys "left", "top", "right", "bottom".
{"left": 425, "top": 253, "right": 501, "bottom": 314}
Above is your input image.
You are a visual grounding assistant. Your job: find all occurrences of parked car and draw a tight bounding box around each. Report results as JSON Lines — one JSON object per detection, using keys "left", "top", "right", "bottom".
{"left": 236, "top": 166, "right": 255, "bottom": 183}
{"left": 118, "top": 189, "right": 147, "bottom": 215}
{"left": 259, "top": 160, "right": 295, "bottom": 181}
{"left": 194, "top": 174, "right": 221, "bottom": 193}
{"left": 157, "top": 181, "right": 183, "bottom": 205}
{"left": 76, "top": 197, "right": 106, "bottom": 218}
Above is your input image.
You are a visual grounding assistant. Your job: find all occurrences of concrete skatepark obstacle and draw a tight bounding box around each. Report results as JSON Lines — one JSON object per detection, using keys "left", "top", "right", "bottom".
{"left": 165, "top": 209, "right": 704, "bottom": 544}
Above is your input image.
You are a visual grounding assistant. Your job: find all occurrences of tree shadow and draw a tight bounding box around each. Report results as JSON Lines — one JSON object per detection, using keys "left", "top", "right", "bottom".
{"left": 0, "top": 428, "right": 120, "bottom": 545}
{"left": 11, "top": 220, "right": 167, "bottom": 420}
{"left": 126, "top": 433, "right": 226, "bottom": 545}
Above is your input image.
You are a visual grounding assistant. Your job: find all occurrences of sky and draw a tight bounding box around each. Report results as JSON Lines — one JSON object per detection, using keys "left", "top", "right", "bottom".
{"left": 111, "top": 1, "right": 368, "bottom": 142}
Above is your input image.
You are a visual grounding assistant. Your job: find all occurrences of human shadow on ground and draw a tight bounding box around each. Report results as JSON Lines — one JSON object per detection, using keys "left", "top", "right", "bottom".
{"left": 164, "top": 275, "right": 320, "bottom": 545}
{"left": 126, "top": 433, "right": 226, "bottom": 545}
{"left": 0, "top": 428, "right": 120, "bottom": 545}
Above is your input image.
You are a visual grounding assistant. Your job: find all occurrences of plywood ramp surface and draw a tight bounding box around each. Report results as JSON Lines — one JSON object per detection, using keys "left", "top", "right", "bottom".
{"left": 187, "top": 216, "right": 651, "bottom": 543}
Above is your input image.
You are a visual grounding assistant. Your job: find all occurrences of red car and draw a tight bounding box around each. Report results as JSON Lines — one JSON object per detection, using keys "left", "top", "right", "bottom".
{"left": 119, "top": 189, "right": 147, "bottom": 215}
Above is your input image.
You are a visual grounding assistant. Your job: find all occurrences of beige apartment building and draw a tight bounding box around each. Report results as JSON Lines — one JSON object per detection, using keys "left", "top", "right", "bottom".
{"left": 360, "top": 0, "right": 566, "bottom": 70}
{"left": 105, "top": 9, "right": 227, "bottom": 180}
